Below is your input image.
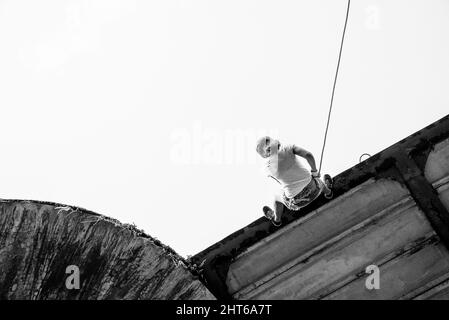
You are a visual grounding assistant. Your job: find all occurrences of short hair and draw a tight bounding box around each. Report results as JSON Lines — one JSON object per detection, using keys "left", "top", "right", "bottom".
{"left": 256, "top": 136, "right": 270, "bottom": 157}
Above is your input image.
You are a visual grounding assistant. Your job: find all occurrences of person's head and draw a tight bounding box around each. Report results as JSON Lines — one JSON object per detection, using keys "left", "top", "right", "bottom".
{"left": 256, "top": 136, "right": 281, "bottom": 158}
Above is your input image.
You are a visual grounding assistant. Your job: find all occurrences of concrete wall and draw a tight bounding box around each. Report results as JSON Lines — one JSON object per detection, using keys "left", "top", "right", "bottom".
{"left": 0, "top": 200, "right": 215, "bottom": 300}
{"left": 229, "top": 179, "right": 449, "bottom": 299}
{"left": 425, "top": 138, "right": 449, "bottom": 213}
{"left": 192, "top": 114, "right": 449, "bottom": 300}
{"left": 230, "top": 178, "right": 449, "bottom": 300}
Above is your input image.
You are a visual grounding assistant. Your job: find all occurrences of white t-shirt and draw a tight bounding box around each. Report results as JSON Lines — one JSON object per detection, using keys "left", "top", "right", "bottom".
{"left": 265, "top": 144, "right": 312, "bottom": 198}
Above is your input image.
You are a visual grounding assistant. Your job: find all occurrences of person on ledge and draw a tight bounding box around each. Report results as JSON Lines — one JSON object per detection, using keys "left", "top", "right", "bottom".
{"left": 256, "top": 136, "right": 334, "bottom": 227}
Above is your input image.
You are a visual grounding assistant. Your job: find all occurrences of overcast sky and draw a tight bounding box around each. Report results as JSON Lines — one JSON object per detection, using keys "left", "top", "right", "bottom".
{"left": 1, "top": 0, "right": 448, "bottom": 257}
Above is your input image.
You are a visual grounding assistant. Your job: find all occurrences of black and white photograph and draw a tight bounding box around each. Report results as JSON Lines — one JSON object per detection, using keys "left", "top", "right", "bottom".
{"left": 1, "top": 0, "right": 449, "bottom": 317}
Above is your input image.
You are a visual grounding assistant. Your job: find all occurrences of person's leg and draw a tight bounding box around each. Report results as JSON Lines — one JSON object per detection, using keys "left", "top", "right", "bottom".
{"left": 263, "top": 193, "right": 285, "bottom": 226}
{"left": 322, "top": 181, "right": 331, "bottom": 196}
{"left": 273, "top": 193, "right": 284, "bottom": 224}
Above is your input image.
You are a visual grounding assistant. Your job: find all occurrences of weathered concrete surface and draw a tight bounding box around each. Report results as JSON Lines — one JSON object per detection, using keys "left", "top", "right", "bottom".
{"left": 324, "top": 239, "right": 449, "bottom": 300}
{"left": 227, "top": 179, "right": 411, "bottom": 295}
{"left": 230, "top": 180, "right": 449, "bottom": 300}
{"left": 0, "top": 200, "right": 215, "bottom": 300}
{"left": 425, "top": 138, "right": 449, "bottom": 212}
{"left": 192, "top": 114, "right": 449, "bottom": 300}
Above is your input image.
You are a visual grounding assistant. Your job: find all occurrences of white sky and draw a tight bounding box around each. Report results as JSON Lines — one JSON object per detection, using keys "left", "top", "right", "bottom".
{"left": 1, "top": 0, "right": 448, "bottom": 257}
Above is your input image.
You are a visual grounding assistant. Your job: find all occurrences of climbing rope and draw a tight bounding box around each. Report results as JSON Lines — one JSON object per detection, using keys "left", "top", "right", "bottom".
{"left": 317, "top": 0, "right": 351, "bottom": 175}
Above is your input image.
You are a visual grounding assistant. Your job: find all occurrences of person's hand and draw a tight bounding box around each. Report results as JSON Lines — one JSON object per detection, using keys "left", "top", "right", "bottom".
{"left": 311, "top": 170, "right": 320, "bottom": 178}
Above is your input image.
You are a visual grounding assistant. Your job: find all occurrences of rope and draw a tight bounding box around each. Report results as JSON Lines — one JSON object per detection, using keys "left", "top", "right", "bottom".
{"left": 318, "top": 0, "right": 351, "bottom": 175}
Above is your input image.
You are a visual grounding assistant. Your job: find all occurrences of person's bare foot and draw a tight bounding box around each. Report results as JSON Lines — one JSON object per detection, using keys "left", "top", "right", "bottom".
{"left": 323, "top": 174, "right": 334, "bottom": 199}
{"left": 263, "top": 206, "right": 282, "bottom": 227}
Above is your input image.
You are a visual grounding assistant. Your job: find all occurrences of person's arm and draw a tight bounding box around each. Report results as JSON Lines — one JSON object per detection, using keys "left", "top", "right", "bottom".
{"left": 292, "top": 145, "right": 319, "bottom": 175}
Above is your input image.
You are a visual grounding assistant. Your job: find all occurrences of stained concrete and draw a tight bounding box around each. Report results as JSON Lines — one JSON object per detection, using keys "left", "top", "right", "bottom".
{"left": 425, "top": 138, "right": 449, "bottom": 211}
{"left": 0, "top": 200, "right": 215, "bottom": 300}
{"left": 230, "top": 180, "right": 447, "bottom": 300}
